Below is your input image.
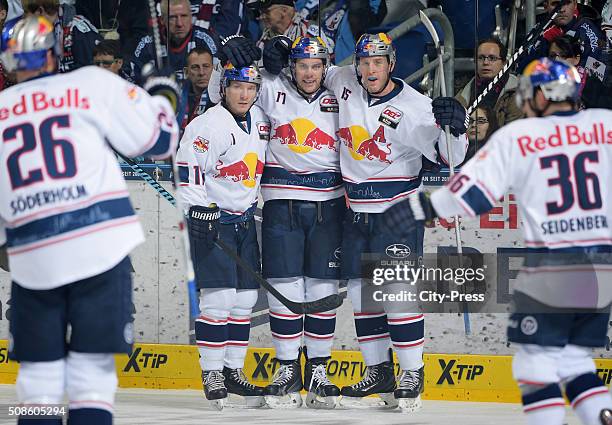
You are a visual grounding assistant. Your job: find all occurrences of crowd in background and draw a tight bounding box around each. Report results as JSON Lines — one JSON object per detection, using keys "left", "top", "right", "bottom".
{"left": 1, "top": 0, "right": 611, "bottom": 165}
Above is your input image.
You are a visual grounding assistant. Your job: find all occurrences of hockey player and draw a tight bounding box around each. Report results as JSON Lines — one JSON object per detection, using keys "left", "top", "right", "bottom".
{"left": 176, "top": 62, "right": 268, "bottom": 410}
{"left": 263, "top": 32, "right": 468, "bottom": 411}
{"left": 0, "top": 15, "right": 179, "bottom": 425}
{"left": 383, "top": 58, "right": 612, "bottom": 425}
{"left": 210, "top": 35, "right": 343, "bottom": 409}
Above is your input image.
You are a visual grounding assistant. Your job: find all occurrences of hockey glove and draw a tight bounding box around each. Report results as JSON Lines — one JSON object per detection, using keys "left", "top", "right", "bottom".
{"left": 141, "top": 62, "right": 181, "bottom": 113}
{"left": 188, "top": 204, "right": 221, "bottom": 249}
{"left": 432, "top": 97, "right": 469, "bottom": 137}
{"left": 263, "top": 36, "right": 291, "bottom": 75}
{"left": 383, "top": 192, "right": 437, "bottom": 236}
{"left": 219, "top": 35, "right": 261, "bottom": 68}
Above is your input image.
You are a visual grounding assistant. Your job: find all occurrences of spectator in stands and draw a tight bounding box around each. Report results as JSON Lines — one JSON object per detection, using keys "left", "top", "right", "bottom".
{"left": 93, "top": 39, "right": 128, "bottom": 78}
{"left": 257, "top": 0, "right": 335, "bottom": 57}
{"left": 21, "top": 0, "right": 103, "bottom": 72}
{"left": 462, "top": 105, "right": 498, "bottom": 166}
{"left": 128, "top": 0, "right": 218, "bottom": 85}
{"left": 456, "top": 38, "right": 523, "bottom": 127}
{"left": 519, "top": 0, "right": 605, "bottom": 75}
{"left": 180, "top": 46, "right": 214, "bottom": 130}
{"left": 548, "top": 35, "right": 587, "bottom": 98}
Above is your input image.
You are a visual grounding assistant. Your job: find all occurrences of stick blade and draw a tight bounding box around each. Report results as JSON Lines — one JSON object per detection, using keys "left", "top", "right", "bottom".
{"left": 419, "top": 10, "right": 440, "bottom": 48}
{"left": 300, "top": 294, "right": 344, "bottom": 314}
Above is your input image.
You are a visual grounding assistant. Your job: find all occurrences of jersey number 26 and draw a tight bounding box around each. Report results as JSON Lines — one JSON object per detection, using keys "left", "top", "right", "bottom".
{"left": 4, "top": 115, "right": 76, "bottom": 190}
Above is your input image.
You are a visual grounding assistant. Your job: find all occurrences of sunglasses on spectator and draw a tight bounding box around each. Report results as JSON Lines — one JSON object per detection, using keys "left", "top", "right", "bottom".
{"left": 477, "top": 55, "right": 502, "bottom": 63}
{"left": 94, "top": 59, "right": 117, "bottom": 67}
{"left": 469, "top": 117, "right": 489, "bottom": 125}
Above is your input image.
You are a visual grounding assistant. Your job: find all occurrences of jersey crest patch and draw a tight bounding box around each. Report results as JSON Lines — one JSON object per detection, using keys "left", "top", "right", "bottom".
{"left": 378, "top": 106, "right": 403, "bottom": 129}
{"left": 319, "top": 94, "right": 339, "bottom": 113}
{"left": 192, "top": 136, "right": 209, "bottom": 153}
{"left": 257, "top": 121, "right": 271, "bottom": 141}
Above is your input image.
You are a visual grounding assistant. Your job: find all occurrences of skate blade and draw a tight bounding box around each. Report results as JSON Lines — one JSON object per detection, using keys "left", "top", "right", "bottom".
{"left": 398, "top": 395, "right": 422, "bottom": 413}
{"left": 305, "top": 392, "right": 338, "bottom": 410}
{"left": 264, "top": 393, "right": 303, "bottom": 409}
{"left": 207, "top": 398, "right": 226, "bottom": 411}
{"left": 338, "top": 394, "right": 398, "bottom": 410}
{"left": 226, "top": 395, "right": 266, "bottom": 409}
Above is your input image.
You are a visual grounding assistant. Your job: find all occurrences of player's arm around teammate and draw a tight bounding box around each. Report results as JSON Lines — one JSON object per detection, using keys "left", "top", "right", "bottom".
{"left": 262, "top": 32, "right": 469, "bottom": 412}
{"left": 176, "top": 63, "right": 269, "bottom": 410}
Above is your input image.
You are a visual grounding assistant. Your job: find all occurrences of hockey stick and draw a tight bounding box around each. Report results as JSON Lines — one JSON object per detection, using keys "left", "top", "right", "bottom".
{"left": 120, "top": 154, "right": 342, "bottom": 314}
{"left": 466, "top": 0, "right": 569, "bottom": 115}
{"left": 147, "top": 0, "right": 199, "bottom": 319}
{"left": 420, "top": 11, "right": 470, "bottom": 335}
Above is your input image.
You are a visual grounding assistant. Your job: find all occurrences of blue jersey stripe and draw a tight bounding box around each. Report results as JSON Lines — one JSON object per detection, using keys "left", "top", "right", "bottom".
{"left": 461, "top": 185, "right": 494, "bottom": 215}
{"left": 6, "top": 197, "right": 135, "bottom": 248}
{"left": 261, "top": 167, "right": 343, "bottom": 190}
{"left": 142, "top": 128, "right": 172, "bottom": 157}
{"left": 345, "top": 178, "right": 421, "bottom": 201}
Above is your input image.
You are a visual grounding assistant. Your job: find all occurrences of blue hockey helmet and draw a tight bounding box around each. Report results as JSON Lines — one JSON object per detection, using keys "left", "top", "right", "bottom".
{"left": 516, "top": 57, "right": 582, "bottom": 107}
{"left": 220, "top": 63, "right": 263, "bottom": 101}
{"left": 289, "top": 36, "right": 329, "bottom": 87}
{"left": 353, "top": 32, "right": 396, "bottom": 77}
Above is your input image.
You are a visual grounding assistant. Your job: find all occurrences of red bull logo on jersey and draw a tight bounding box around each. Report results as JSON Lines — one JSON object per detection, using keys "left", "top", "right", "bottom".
{"left": 271, "top": 118, "right": 338, "bottom": 154}
{"left": 214, "top": 152, "right": 263, "bottom": 188}
{"left": 338, "top": 125, "right": 392, "bottom": 164}
{"left": 192, "top": 137, "right": 209, "bottom": 153}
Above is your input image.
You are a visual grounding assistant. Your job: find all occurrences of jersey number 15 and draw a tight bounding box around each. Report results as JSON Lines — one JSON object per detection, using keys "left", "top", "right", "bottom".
{"left": 4, "top": 115, "right": 76, "bottom": 190}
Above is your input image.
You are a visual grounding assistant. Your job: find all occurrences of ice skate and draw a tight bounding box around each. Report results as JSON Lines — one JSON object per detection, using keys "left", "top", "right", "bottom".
{"left": 263, "top": 358, "right": 303, "bottom": 408}
{"left": 303, "top": 355, "right": 340, "bottom": 409}
{"left": 223, "top": 367, "right": 266, "bottom": 408}
{"left": 339, "top": 360, "right": 398, "bottom": 409}
{"left": 202, "top": 370, "right": 228, "bottom": 411}
{"left": 395, "top": 366, "right": 424, "bottom": 412}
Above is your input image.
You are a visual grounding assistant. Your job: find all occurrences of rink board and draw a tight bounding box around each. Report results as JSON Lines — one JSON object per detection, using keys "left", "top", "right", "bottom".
{"left": 0, "top": 341, "right": 610, "bottom": 404}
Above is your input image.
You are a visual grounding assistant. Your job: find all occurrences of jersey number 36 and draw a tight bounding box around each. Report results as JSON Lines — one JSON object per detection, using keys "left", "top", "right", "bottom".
{"left": 540, "top": 151, "right": 602, "bottom": 215}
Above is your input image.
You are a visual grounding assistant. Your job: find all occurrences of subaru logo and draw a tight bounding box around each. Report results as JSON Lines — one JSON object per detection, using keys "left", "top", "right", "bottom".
{"left": 385, "top": 244, "right": 411, "bottom": 259}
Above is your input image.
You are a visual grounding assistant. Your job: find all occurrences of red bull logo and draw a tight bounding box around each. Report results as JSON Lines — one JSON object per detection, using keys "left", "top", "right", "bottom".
{"left": 339, "top": 125, "right": 392, "bottom": 164}
{"left": 192, "top": 136, "right": 209, "bottom": 153}
{"left": 214, "top": 152, "right": 263, "bottom": 188}
{"left": 271, "top": 118, "right": 337, "bottom": 154}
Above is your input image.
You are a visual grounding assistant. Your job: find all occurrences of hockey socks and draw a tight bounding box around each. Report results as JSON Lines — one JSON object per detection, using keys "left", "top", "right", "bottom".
{"left": 521, "top": 383, "right": 566, "bottom": 425}
{"left": 566, "top": 373, "right": 612, "bottom": 425}
{"left": 67, "top": 408, "right": 112, "bottom": 425}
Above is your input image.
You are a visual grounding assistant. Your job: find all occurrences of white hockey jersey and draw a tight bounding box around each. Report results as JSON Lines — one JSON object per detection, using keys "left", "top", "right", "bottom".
{"left": 324, "top": 65, "right": 468, "bottom": 213}
{"left": 0, "top": 66, "right": 179, "bottom": 289}
{"left": 431, "top": 109, "right": 612, "bottom": 308}
{"left": 208, "top": 69, "right": 342, "bottom": 201}
{"left": 176, "top": 103, "right": 269, "bottom": 222}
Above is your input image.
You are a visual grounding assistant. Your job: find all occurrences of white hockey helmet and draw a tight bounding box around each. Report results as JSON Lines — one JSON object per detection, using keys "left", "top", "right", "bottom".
{"left": 0, "top": 16, "right": 58, "bottom": 72}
